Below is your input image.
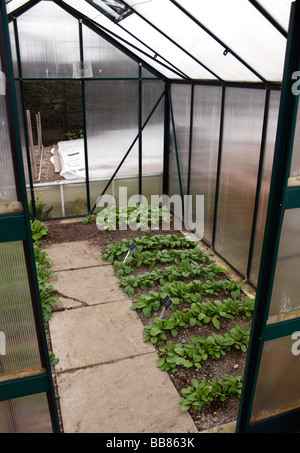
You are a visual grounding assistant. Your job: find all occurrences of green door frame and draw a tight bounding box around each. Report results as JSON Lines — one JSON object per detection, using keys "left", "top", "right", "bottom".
{"left": 0, "top": 0, "right": 60, "bottom": 433}
{"left": 237, "top": 0, "right": 300, "bottom": 433}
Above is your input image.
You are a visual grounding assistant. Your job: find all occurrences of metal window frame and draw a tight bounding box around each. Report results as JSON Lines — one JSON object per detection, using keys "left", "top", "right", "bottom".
{"left": 0, "top": 0, "right": 60, "bottom": 433}
{"left": 237, "top": 0, "right": 300, "bottom": 433}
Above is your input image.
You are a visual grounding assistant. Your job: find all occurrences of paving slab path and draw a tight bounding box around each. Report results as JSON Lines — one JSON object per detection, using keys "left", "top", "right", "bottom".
{"left": 46, "top": 240, "right": 198, "bottom": 434}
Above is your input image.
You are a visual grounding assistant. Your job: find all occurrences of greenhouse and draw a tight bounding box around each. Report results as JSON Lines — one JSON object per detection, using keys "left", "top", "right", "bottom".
{"left": 1, "top": 0, "right": 300, "bottom": 434}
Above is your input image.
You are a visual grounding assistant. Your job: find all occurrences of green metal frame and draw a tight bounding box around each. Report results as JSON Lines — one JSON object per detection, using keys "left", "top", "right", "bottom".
{"left": 0, "top": 0, "right": 60, "bottom": 433}
{"left": 236, "top": 0, "right": 300, "bottom": 433}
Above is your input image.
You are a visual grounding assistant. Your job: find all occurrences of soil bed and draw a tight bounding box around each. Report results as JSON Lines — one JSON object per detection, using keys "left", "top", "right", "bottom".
{"left": 43, "top": 219, "right": 254, "bottom": 432}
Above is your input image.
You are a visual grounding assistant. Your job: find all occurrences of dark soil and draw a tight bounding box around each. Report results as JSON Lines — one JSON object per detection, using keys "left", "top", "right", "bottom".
{"left": 42, "top": 219, "right": 254, "bottom": 432}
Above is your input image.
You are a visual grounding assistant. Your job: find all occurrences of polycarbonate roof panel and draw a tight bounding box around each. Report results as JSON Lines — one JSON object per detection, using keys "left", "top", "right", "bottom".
{"left": 62, "top": 0, "right": 182, "bottom": 78}
{"left": 121, "top": 14, "right": 220, "bottom": 80}
{"left": 124, "top": 0, "right": 262, "bottom": 82}
{"left": 256, "top": 0, "right": 293, "bottom": 33}
{"left": 172, "top": 0, "right": 287, "bottom": 81}
{"left": 5, "top": 0, "right": 291, "bottom": 82}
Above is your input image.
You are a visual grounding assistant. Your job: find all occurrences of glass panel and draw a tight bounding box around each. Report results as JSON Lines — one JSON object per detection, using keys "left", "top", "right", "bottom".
{"left": 173, "top": 0, "right": 286, "bottom": 82}
{"left": 289, "top": 99, "right": 300, "bottom": 186}
{"left": 31, "top": 183, "right": 62, "bottom": 219}
{"left": 215, "top": 88, "right": 266, "bottom": 275}
{"left": 189, "top": 85, "right": 222, "bottom": 244}
{"left": 0, "top": 56, "right": 18, "bottom": 206}
{"left": 0, "top": 393, "right": 52, "bottom": 433}
{"left": 251, "top": 335, "right": 300, "bottom": 423}
{"left": 85, "top": 80, "right": 139, "bottom": 207}
{"left": 267, "top": 209, "right": 300, "bottom": 323}
{"left": 169, "top": 84, "right": 191, "bottom": 197}
{"left": 62, "top": 182, "right": 88, "bottom": 217}
{"left": 0, "top": 241, "right": 42, "bottom": 376}
{"left": 82, "top": 25, "right": 138, "bottom": 78}
{"left": 125, "top": 0, "right": 262, "bottom": 82}
{"left": 250, "top": 90, "right": 281, "bottom": 286}
{"left": 142, "top": 80, "right": 164, "bottom": 176}
{"left": 17, "top": 1, "right": 80, "bottom": 78}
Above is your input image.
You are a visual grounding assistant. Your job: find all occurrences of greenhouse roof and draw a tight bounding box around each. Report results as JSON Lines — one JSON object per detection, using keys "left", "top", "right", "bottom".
{"left": 5, "top": 0, "right": 293, "bottom": 83}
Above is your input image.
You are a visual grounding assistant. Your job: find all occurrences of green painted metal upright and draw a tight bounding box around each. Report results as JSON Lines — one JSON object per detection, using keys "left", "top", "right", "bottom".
{"left": 237, "top": 0, "right": 300, "bottom": 433}
{"left": 0, "top": 0, "right": 60, "bottom": 433}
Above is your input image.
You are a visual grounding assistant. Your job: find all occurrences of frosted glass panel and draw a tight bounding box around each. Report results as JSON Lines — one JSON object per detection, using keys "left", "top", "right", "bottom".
{"left": 169, "top": 84, "right": 191, "bottom": 197}
{"left": 142, "top": 80, "right": 164, "bottom": 175}
{"left": 17, "top": 1, "right": 80, "bottom": 78}
{"left": 82, "top": 25, "right": 138, "bottom": 78}
{"left": 250, "top": 91, "right": 280, "bottom": 285}
{"left": 215, "top": 88, "right": 266, "bottom": 275}
{"left": 0, "top": 393, "right": 52, "bottom": 433}
{"left": 267, "top": 209, "right": 300, "bottom": 323}
{"left": 251, "top": 336, "right": 300, "bottom": 422}
{"left": 0, "top": 63, "right": 17, "bottom": 204}
{"left": 289, "top": 99, "right": 300, "bottom": 186}
{"left": 0, "top": 242, "right": 41, "bottom": 375}
{"left": 189, "top": 85, "right": 222, "bottom": 244}
{"left": 85, "top": 81, "right": 139, "bottom": 205}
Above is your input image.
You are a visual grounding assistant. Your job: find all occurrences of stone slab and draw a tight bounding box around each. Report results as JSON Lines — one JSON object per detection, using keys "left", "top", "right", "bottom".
{"left": 44, "top": 241, "right": 107, "bottom": 271}
{"left": 57, "top": 297, "right": 84, "bottom": 310}
{"left": 51, "top": 266, "right": 126, "bottom": 305}
{"left": 56, "top": 353, "right": 198, "bottom": 433}
{"left": 49, "top": 301, "right": 154, "bottom": 372}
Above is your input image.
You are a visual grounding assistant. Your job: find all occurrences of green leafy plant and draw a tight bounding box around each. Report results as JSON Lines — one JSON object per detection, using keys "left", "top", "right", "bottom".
{"left": 31, "top": 220, "right": 61, "bottom": 323}
{"left": 179, "top": 375, "right": 244, "bottom": 412}
{"left": 143, "top": 296, "right": 254, "bottom": 342}
{"left": 65, "top": 131, "right": 78, "bottom": 140}
{"left": 82, "top": 214, "right": 96, "bottom": 225}
{"left": 96, "top": 205, "right": 172, "bottom": 231}
{"left": 131, "top": 278, "right": 246, "bottom": 318}
{"left": 155, "top": 325, "right": 250, "bottom": 372}
{"left": 103, "top": 234, "right": 198, "bottom": 262}
{"left": 120, "top": 261, "right": 227, "bottom": 294}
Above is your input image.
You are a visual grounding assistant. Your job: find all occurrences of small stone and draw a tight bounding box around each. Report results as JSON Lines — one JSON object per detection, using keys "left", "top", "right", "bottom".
{"left": 233, "top": 364, "right": 239, "bottom": 369}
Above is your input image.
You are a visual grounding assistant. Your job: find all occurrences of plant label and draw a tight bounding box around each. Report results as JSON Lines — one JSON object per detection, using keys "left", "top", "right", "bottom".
{"left": 160, "top": 295, "right": 174, "bottom": 318}
{"left": 163, "top": 295, "right": 174, "bottom": 310}
{"left": 123, "top": 243, "right": 137, "bottom": 263}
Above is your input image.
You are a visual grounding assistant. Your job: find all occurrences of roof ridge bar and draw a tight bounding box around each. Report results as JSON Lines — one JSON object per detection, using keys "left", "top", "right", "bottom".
{"left": 248, "top": 0, "right": 288, "bottom": 39}
{"left": 170, "top": 0, "right": 267, "bottom": 84}
{"left": 54, "top": 0, "right": 186, "bottom": 80}
{"left": 121, "top": 0, "right": 223, "bottom": 82}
